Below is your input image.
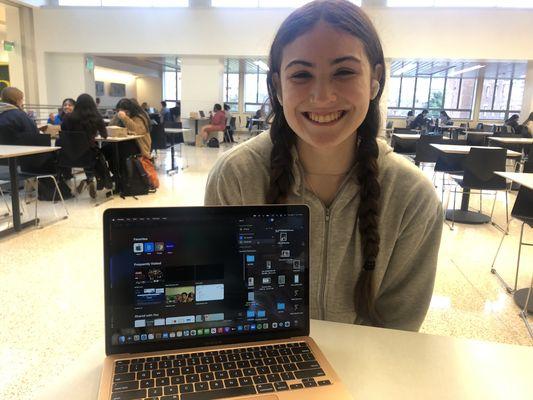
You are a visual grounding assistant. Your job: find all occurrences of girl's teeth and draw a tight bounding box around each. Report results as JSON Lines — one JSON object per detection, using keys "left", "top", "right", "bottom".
{"left": 308, "top": 112, "right": 342, "bottom": 123}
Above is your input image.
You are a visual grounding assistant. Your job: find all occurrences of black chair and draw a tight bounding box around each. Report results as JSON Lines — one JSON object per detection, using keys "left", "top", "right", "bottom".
{"left": 224, "top": 116, "right": 236, "bottom": 143}
{"left": 447, "top": 147, "right": 509, "bottom": 230}
{"left": 490, "top": 160, "right": 533, "bottom": 298}
{"left": 57, "top": 130, "right": 99, "bottom": 200}
{"left": 150, "top": 123, "right": 169, "bottom": 153}
{"left": 16, "top": 133, "right": 69, "bottom": 226}
{"left": 466, "top": 132, "right": 487, "bottom": 146}
{"left": 414, "top": 134, "right": 444, "bottom": 168}
{"left": 433, "top": 139, "right": 467, "bottom": 200}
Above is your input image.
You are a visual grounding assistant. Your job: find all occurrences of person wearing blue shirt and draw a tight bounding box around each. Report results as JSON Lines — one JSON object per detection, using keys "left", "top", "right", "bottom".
{"left": 48, "top": 98, "right": 75, "bottom": 125}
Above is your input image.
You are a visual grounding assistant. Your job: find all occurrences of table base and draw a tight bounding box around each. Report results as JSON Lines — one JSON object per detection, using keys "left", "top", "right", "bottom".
{"left": 445, "top": 210, "right": 490, "bottom": 224}
{"left": 0, "top": 218, "right": 39, "bottom": 238}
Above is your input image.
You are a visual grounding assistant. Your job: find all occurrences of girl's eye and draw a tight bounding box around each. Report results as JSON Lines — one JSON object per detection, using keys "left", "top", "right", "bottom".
{"left": 335, "top": 69, "right": 356, "bottom": 77}
{"left": 290, "top": 72, "right": 312, "bottom": 80}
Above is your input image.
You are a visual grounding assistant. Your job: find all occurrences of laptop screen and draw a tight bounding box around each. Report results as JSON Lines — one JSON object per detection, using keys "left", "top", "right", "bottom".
{"left": 103, "top": 206, "right": 309, "bottom": 355}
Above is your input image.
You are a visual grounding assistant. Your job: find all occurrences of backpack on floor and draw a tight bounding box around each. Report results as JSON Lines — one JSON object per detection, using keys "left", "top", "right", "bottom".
{"left": 207, "top": 137, "right": 220, "bottom": 148}
{"left": 120, "top": 155, "right": 151, "bottom": 197}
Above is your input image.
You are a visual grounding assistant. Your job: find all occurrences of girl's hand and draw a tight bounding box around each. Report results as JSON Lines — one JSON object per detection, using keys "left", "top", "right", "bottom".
{"left": 117, "top": 111, "right": 127, "bottom": 120}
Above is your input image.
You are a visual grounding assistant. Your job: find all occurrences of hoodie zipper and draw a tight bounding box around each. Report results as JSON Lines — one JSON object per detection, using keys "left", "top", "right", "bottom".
{"left": 318, "top": 207, "right": 331, "bottom": 320}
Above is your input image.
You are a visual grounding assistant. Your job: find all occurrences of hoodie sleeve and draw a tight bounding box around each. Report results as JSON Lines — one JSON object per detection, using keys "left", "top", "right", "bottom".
{"left": 372, "top": 180, "right": 444, "bottom": 332}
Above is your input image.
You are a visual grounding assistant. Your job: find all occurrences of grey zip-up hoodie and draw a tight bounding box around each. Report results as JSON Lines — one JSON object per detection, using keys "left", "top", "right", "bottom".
{"left": 205, "top": 132, "right": 443, "bottom": 331}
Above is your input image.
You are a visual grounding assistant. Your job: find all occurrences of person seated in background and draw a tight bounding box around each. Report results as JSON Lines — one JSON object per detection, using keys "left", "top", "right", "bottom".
{"left": 48, "top": 98, "right": 75, "bottom": 125}
{"left": 107, "top": 98, "right": 152, "bottom": 161}
{"left": 160, "top": 101, "right": 172, "bottom": 122}
{"left": 504, "top": 114, "right": 520, "bottom": 133}
{"left": 439, "top": 110, "right": 452, "bottom": 126}
{"left": 405, "top": 110, "right": 415, "bottom": 127}
{"left": 0, "top": 87, "right": 40, "bottom": 143}
{"left": 141, "top": 102, "right": 149, "bottom": 113}
{"left": 520, "top": 112, "right": 533, "bottom": 138}
{"left": 200, "top": 103, "right": 226, "bottom": 142}
{"left": 59, "top": 93, "right": 107, "bottom": 198}
{"left": 408, "top": 109, "right": 429, "bottom": 130}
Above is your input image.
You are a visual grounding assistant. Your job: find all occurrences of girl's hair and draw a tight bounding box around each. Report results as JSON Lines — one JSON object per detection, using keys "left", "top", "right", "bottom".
{"left": 116, "top": 98, "right": 150, "bottom": 131}
{"left": 214, "top": 103, "right": 222, "bottom": 112}
{"left": 60, "top": 98, "right": 76, "bottom": 118}
{"left": 265, "top": 0, "right": 385, "bottom": 325}
{"left": 1, "top": 87, "right": 24, "bottom": 108}
{"left": 68, "top": 93, "right": 103, "bottom": 135}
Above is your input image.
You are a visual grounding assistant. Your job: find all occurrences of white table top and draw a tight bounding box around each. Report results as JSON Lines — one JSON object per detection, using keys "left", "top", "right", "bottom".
{"left": 164, "top": 128, "right": 191, "bottom": 133}
{"left": 393, "top": 133, "right": 420, "bottom": 140}
{"left": 494, "top": 172, "right": 533, "bottom": 190}
{"left": 431, "top": 144, "right": 522, "bottom": 157}
{"left": 0, "top": 145, "right": 61, "bottom": 159}
{"left": 489, "top": 137, "right": 533, "bottom": 144}
{"left": 95, "top": 135, "right": 143, "bottom": 143}
{"left": 35, "top": 319, "right": 533, "bottom": 400}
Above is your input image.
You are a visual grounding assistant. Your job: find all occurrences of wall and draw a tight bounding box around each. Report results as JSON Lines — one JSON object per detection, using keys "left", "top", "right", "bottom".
{"left": 180, "top": 56, "right": 224, "bottom": 117}
{"left": 4, "top": 5, "right": 24, "bottom": 92}
{"left": 93, "top": 66, "right": 137, "bottom": 108}
{"left": 136, "top": 75, "right": 162, "bottom": 111}
{"left": 45, "top": 52, "right": 95, "bottom": 105}
{"left": 30, "top": 6, "right": 533, "bottom": 114}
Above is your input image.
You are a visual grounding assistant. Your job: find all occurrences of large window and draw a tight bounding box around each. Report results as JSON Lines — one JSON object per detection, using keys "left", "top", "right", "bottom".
{"left": 212, "top": 0, "right": 360, "bottom": 7}
{"left": 59, "top": 0, "right": 189, "bottom": 6}
{"left": 388, "top": 61, "right": 477, "bottom": 119}
{"left": 163, "top": 61, "right": 181, "bottom": 108}
{"left": 479, "top": 62, "right": 526, "bottom": 120}
{"left": 223, "top": 59, "right": 240, "bottom": 112}
{"left": 388, "top": 0, "right": 533, "bottom": 7}
{"left": 244, "top": 60, "right": 269, "bottom": 113}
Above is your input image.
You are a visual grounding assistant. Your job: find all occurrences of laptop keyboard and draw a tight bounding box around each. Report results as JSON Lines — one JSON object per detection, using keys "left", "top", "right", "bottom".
{"left": 110, "top": 341, "right": 332, "bottom": 400}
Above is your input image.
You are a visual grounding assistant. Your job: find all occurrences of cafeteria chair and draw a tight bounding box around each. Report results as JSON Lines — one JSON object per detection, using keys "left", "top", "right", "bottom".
{"left": 16, "top": 134, "right": 69, "bottom": 228}
{"left": 445, "top": 147, "right": 509, "bottom": 230}
{"left": 433, "top": 139, "right": 467, "bottom": 201}
{"left": 57, "top": 131, "right": 112, "bottom": 205}
{"left": 413, "top": 134, "right": 444, "bottom": 169}
{"left": 466, "top": 132, "right": 487, "bottom": 146}
{"left": 490, "top": 160, "right": 533, "bottom": 296}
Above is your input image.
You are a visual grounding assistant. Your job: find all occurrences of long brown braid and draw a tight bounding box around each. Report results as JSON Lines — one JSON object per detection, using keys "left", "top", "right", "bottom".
{"left": 265, "top": 0, "right": 385, "bottom": 325}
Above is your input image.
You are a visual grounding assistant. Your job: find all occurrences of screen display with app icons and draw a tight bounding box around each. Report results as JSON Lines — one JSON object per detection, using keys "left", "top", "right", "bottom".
{"left": 105, "top": 207, "right": 308, "bottom": 349}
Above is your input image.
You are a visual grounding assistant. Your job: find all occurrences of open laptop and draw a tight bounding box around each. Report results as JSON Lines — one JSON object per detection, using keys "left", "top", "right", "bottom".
{"left": 199, "top": 110, "right": 206, "bottom": 118}
{"left": 99, "top": 206, "right": 351, "bottom": 400}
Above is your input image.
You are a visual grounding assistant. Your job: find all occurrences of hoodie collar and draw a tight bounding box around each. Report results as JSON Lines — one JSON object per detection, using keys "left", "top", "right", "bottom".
{"left": 0, "top": 102, "right": 18, "bottom": 114}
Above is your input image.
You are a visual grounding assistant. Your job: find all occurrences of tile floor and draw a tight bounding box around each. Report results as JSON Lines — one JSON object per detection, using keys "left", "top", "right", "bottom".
{"left": 0, "top": 133, "right": 531, "bottom": 399}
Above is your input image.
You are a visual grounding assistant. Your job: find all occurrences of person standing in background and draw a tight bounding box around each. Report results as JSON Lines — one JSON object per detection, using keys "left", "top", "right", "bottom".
{"left": 405, "top": 110, "right": 415, "bottom": 128}
{"left": 160, "top": 101, "right": 172, "bottom": 122}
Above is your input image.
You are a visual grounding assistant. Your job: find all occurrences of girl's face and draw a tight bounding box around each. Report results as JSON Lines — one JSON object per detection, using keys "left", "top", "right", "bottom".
{"left": 63, "top": 101, "right": 74, "bottom": 114}
{"left": 276, "top": 21, "right": 380, "bottom": 150}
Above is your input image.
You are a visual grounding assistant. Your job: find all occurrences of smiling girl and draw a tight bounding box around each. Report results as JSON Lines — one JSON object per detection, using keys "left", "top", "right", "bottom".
{"left": 205, "top": 0, "right": 443, "bottom": 331}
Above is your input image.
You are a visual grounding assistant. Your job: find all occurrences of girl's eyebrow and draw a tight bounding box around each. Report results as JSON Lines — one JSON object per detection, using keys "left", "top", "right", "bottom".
{"left": 285, "top": 56, "right": 362, "bottom": 70}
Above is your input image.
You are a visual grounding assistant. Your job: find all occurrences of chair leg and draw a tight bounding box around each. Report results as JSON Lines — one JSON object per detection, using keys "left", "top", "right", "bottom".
{"left": 490, "top": 191, "right": 497, "bottom": 222}
{"left": 49, "top": 175, "right": 69, "bottom": 219}
{"left": 0, "top": 184, "right": 10, "bottom": 215}
{"left": 479, "top": 189, "right": 483, "bottom": 214}
{"left": 513, "top": 222, "right": 526, "bottom": 293}
{"left": 451, "top": 186, "right": 457, "bottom": 230}
{"left": 504, "top": 190, "right": 509, "bottom": 230}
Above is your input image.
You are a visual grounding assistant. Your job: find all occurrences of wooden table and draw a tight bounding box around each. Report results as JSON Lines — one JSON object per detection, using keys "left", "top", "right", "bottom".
{"left": 95, "top": 135, "right": 144, "bottom": 193}
{"left": 392, "top": 133, "right": 420, "bottom": 140}
{"left": 183, "top": 118, "right": 209, "bottom": 137}
{"left": 489, "top": 137, "right": 533, "bottom": 145}
{"left": 431, "top": 144, "right": 521, "bottom": 224}
{"left": 35, "top": 319, "right": 533, "bottom": 400}
{"left": 164, "top": 128, "right": 191, "bottom": 174}
{"left": 0, "top": 145, "right": 60, "bottom": 237}
{"left": 494, "top": 171, "right": 533, "bottom": 332}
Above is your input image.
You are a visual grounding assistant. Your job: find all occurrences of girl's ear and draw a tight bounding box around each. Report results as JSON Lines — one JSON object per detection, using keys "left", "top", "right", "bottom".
{"left": 273, "top": 73, "right": 283, "bottom": 105}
